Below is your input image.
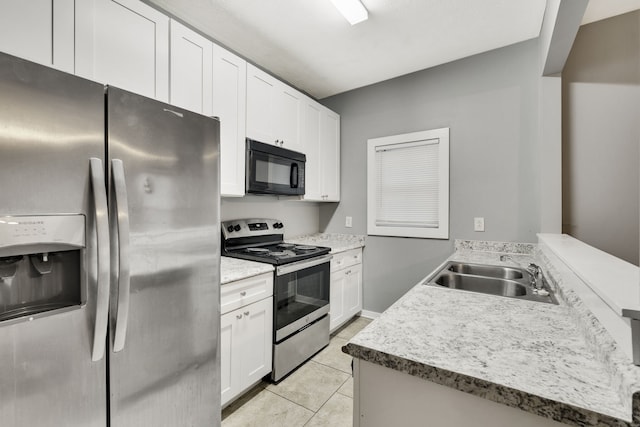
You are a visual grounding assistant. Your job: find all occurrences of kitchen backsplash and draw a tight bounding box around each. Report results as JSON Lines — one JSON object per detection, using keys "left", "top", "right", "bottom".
{"left": 221, "top": 196, "right": 320, "bottom": 238}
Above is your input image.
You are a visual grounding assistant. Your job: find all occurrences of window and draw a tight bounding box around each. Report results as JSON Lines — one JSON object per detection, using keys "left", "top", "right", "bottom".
{"left": 367, "top": 128, "right": 449, "bottom": 239}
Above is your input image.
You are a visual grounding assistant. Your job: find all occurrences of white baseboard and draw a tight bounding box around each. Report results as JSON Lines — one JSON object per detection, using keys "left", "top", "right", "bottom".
{"left": 360, "top": 310, "right": 381, "bottom": 319}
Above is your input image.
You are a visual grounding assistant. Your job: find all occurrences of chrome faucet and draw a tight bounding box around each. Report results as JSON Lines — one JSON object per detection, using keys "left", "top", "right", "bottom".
{"left": 499, "top": 255, "right": 542, "bottom": 290}
{"left": 526, "top": 263, "right": 542, "bottom": 290}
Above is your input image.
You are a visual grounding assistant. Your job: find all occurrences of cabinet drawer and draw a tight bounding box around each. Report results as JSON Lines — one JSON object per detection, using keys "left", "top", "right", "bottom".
{"left": 221, "top": 272, "right": 273, "bottom": 315}
{"left": 331, "top": 248, "right": 362, "bottom": 272}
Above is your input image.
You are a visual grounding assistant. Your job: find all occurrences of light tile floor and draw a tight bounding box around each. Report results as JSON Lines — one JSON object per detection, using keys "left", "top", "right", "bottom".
{"left": 222, "top": 316, "right": 372, "bottom": 427}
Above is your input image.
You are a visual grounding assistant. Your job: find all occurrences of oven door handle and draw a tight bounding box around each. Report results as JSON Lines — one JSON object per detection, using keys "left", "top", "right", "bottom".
{"left": 276, "top": 254, "right": 333, "bottom": 276}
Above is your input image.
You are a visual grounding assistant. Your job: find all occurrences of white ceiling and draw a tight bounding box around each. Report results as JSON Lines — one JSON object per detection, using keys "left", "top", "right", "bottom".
{"left": 147, "top": 0, "right": 639, "bottom": 100}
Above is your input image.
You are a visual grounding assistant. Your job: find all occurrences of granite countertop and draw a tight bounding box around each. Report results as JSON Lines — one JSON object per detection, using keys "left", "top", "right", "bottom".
{"left": 220, "top": 256, "right": 273, "bottom": 284}
{"left": 286, "top": 233, "right": 365, "bottom": 254}
{"left": 343, "top": 242, "right": 640, "bottom": 426}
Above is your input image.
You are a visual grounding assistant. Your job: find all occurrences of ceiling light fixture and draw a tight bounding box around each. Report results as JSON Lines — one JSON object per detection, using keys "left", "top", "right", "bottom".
{"left": 330, "top": 0, "right": 368, "bottom": 25}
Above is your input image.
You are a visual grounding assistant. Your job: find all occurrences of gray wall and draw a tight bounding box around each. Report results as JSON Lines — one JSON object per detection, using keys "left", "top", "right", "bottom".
{"left": 320, "top": 39, "right": 542, "bottom": 313}
{"left": 221, "top": 197, "right": 320, "bottom": 239}
{"left": 562, "top": 11, "right": 640, "bottom": 265}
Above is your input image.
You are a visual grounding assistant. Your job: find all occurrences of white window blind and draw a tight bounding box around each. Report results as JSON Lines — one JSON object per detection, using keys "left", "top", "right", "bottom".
{"left": 375, "top": 139, "right": 440, "bottom": 228}
{"left": 367, "top": 128, "right": 449, "bottom": 239}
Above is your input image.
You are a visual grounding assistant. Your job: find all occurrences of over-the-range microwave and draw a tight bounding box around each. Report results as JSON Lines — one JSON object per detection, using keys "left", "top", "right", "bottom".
{"left": 246, "top": 138, "right": 306, "bottom": 196}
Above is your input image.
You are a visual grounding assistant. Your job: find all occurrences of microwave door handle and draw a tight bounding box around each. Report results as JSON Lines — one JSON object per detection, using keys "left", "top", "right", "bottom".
{"left": 89, "top": 158, "right": 110, "bottom": 362}
{"left": 290, "top": 163, "right": 298, "bottom": 188}
{"left": 111, "top": 159, "right": 131, "bottom": 353}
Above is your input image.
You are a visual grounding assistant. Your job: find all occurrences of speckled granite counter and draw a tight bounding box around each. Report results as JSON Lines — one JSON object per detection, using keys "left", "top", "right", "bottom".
{"left": 220, "top": 256, "right": 273, "bottom": 284}
{"left": 286, "top": 233, "right": 365, "bottom": 254}
{"left": 343, "top": 241, "right": 640, "bottom": 426}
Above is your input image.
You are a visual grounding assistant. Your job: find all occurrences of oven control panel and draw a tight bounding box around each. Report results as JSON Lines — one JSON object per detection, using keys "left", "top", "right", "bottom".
{"left": 222, "top": 218, "right": 285, "bottom": 239}
{"left": 248, "top": 222, "right": 268, "bottom": 231}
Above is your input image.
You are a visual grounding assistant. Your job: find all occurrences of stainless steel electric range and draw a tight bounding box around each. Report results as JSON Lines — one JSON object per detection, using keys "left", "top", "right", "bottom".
{"left": 221, "top": 218, "right": 331, "bottom": 382}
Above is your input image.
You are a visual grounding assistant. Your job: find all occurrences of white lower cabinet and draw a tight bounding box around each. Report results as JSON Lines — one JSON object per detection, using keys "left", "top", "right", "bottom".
{"left": 220, "top": 273, "right": 273, "bottom": 407}
{"left": 330, "top": 248, "right": 363, "bottom": 332}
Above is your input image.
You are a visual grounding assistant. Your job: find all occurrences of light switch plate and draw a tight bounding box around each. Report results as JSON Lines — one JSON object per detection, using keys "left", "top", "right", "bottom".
{"left": 474, "top": 217, "right": 485, "bottom": 232}
{"left": 345, "top": 216, "right": 353, "bottom": 228}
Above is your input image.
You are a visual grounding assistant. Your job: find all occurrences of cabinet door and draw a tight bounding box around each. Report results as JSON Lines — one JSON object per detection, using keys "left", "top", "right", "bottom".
{"left": 169, "top": 20, "right": 212, "bottom": 115}
{"left": 330, "top": 270, "right": 346, "bottom": 332}
{"left": 302, "top": 99, "right": 323, "bottom": 201}
{"left": 240, "top": 297, "right": 273, "bottom": 387}
{"left": 213, "top": 44, "right": 247, "bottom": 197}
{"left": 76, "top": 0, "right": 169, "bottom": 101}
{"left": 277, "top": 86, "right": 303, "bottom": 152}
{"left": 0, "top": 0, "right": 74, "bottom": 73}
{"left": 344, "top": 263, "right": 363, "bottom": 317}
{"left": 246, "top": 64, "right": 277, "bottom": 144}
{"left": 321, "top": 108, "right": 341, "bottom": 201}
{"left": 221, "top": 310, "right": 241, "bottom": 407}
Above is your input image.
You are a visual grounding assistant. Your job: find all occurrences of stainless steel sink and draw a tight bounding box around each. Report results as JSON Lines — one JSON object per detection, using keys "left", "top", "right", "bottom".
{"left": 435, "top": 273, "right": 527, "bottom": 297}
{"left": 426, "top": 261, "right": 557, "bottom": 304}
{"left": 446, "top": 262, "right": 523, "bottom": 280}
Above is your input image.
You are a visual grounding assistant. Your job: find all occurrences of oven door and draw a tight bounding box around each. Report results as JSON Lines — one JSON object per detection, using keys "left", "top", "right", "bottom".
{"left": 274, "top": 255, "right": 331, "bottom": 342}
{"left": 246, "top": 139, "right": 306, "bottom": 196}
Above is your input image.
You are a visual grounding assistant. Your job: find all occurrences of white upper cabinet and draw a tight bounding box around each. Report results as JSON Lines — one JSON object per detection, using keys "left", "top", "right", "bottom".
{"left": 246, "top": 64, "right": 278, "bottom": 144}
{"left": 170, "top": 19, "right": 247, "bottom": 197}
{"left": 276, "top": 86, "right": 303, "bottom": 152}
{"left": 303, "top": 98, "right": 341, "bottom": 202}
{"left": 0, "top": 0, "right": 74, "bottom": 73}
{"left": 169, "top": 20, "right": 213, "bottom": 115}
{"left": 75, "top": 0, "right": 169, "bottom": 102}
{"left": 212, "top": 44, "right": 247, "bottom": 197}
{"left": 246, "top": 64, "right": 303, "bottom": 152}
{"left": 320, "top": 108, "right": 341, "bottom": 201}
{"left": 302, "top": 100, "right": 323, "bottom": 200}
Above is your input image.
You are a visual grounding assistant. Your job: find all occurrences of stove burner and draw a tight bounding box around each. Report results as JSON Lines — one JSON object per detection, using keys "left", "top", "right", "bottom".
{"left": 278, "top": 243, "right": 294, "bottom": 248}
{"left": 270, "top": 251, "right": 287, "bottom": 256}
{"left": 246, "top": 248, "right": 270, "bottom": 253}
{"left": 296, "top": 245, "right": 317, "bottom": 251}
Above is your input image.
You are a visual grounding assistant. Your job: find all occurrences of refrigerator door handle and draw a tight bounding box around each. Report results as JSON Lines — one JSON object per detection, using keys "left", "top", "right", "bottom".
{"left": 111, "top": 159, "right": 131, "bottom": 353}
{"left": 90, "top": 158, "right": 110, "bottom": 362}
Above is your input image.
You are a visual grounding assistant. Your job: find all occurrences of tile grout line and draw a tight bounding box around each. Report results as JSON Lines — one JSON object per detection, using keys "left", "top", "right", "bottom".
{"left": 266, "top": 361, "right": 351, "bottom": 413}
{"left": 301, "top": 375, "right": 353, "bottom": 427}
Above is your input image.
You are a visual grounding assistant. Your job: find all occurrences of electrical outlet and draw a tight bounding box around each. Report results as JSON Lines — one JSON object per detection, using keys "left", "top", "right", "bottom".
{"left": 474, "top": 217, "right": 485, "bottom": 232}
{"left": 345, "top": 216, "right": 353, "bottom": 228}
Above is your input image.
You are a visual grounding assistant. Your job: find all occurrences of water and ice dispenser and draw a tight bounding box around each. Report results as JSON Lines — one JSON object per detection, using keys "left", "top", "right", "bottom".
{"left": 0, "top": 215, "right": 85, "bottom": 323}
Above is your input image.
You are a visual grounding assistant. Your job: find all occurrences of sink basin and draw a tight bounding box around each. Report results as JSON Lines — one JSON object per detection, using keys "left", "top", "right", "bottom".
{"left": 435, "top": 273, "right": 527, "bottom": 297}
{"left": 426, "top": 261, "right": 557, "bottom": 304}
{"left": 446, "top": 262, "right": 523, "bottom": 279}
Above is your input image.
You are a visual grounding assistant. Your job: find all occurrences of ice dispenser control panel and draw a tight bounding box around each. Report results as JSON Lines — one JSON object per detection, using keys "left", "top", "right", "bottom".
{"left": 0, "top": 214, "right": 85, "bottom": 324}
{"left": 0, "top": 215, "right": 85, "bottom": 257}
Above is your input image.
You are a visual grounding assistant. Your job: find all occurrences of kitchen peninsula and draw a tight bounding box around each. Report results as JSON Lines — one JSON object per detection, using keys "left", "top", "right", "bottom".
{"left": 344, "top": 240, "right": 640, "bottom": 427}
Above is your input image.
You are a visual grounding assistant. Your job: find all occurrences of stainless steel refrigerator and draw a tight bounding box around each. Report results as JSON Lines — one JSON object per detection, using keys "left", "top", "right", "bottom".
{"left": 0, "top": 51, "right": 221, "bottom": 426}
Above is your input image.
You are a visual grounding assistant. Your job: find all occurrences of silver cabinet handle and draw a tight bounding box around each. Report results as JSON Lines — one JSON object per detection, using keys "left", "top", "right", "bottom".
{"left": 90, "top": 158, "right": 110, "bottom": 362}
{"left": 244, "top": 311, "right": 250, "bottom": 316}
{"left": 240, "top": 291, "right": 247, "bottom": 296}
{"left": 111, "top": 159, "right": 131, "bottom": 353}
{"left": 346, "top": 269, "right": 352, "bottom": 275}
{"left": 236, "top": 314, "right": 243, "bottom": 319}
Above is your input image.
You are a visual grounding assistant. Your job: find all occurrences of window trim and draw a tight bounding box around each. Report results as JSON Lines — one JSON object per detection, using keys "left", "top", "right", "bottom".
{"left": 367, "top": 128, "right": 449, "bottom": 239}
